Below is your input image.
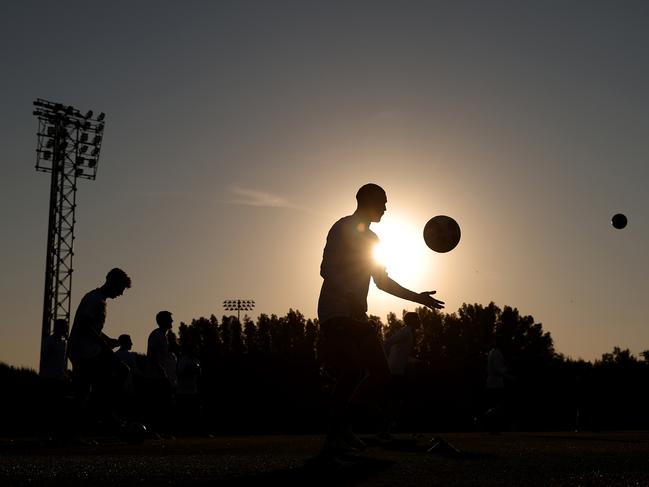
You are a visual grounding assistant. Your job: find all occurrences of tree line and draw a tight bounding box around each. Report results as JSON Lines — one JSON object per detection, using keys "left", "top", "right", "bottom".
{"left": 2, "top": 302, "right": 649, "bottom": 435}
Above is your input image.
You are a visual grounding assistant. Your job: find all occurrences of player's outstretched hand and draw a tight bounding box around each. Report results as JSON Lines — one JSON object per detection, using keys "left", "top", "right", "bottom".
{"left": 418, "top": 290, "right": 445, "bottom": 310}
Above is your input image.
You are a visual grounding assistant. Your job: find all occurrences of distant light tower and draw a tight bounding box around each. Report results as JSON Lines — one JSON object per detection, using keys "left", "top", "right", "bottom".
{"left": 33, "top": 99, "right": 106, "bottom": 374}
{"left": 223, "top": 300, "right": 256, "bottom": 323}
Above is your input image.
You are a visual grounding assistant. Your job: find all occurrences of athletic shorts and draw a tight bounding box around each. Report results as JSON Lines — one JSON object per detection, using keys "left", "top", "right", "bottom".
{"left": 318, "top": 317, "right": 390, "bottom": 380}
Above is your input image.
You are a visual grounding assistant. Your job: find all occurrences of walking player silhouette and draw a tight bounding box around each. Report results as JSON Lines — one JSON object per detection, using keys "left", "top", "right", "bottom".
{"left": 317, "top": 183, "right": 444, "bottom": 455}
{"left": 68, "top": 268, "right": 132, "bottom": 436}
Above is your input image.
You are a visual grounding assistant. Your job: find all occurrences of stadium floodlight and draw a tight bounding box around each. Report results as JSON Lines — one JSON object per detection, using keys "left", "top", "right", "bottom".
{"left": 97, "top": 112, "right": 105, "bottom": 121}
{"left": 32, "top": 98, "right": 106, "bottom": 375}
{"left": 92, "top": 135, "right": 102, "bottom": 145}
{"left": 222, "top": 299, "right": 256, "bottom": 323}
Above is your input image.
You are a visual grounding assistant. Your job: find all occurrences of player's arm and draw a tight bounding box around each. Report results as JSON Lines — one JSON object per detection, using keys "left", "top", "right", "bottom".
{"left": 373, "top": 271, "right": 445, "bottom": 310}
{"left": 85, "top": 326, "right": 117, "bottom": 352}
{"left": 384, "top": 327, "right": 408, "bottom": 349}
{"left": 100, "top": 332, "right": 119, "bottom": 349}
{"left": 75, "top": 307, "right": 117, "bottom": 352}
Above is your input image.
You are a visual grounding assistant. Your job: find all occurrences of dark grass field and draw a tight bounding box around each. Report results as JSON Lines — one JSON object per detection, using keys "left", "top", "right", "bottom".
{"left": 2, "top": 432, "right": 649, "bottom": 486}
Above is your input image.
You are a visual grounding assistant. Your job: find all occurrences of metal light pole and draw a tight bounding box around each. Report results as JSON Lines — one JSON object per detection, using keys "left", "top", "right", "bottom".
{"left": 33, "top": 99, "right": 106, "bottom": 374}
{"left": 223, "top": 300, "right": 256, "bottom": 323}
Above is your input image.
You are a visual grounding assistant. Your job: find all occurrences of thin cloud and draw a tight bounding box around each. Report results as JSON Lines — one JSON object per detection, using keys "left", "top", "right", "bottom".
{"left": 227, "top": 185, "right": 301, "bottom": 210}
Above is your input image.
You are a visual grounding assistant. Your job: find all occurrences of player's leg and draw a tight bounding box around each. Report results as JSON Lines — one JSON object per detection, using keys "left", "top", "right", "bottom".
{"left": 349, "top": 322, "right": 391, "bottom": 417}
{"left": 318, "top": 318, "right": 364, "bottom": 453}
{"left": 87, "top": 350, "right": 130, "bottom": 433}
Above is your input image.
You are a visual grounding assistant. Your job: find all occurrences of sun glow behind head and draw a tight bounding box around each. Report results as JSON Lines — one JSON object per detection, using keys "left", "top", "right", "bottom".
{"left": 372, "top": 216, "right": 431, "bottom": 285}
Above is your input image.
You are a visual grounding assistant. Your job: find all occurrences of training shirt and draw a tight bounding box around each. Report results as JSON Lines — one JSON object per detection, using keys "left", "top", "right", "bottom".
{"left": 318, "top": 214, "right": 389, "bottom": 323}
{"left": 486, "top": 347, "right": 507, "bottom": 389}
{"left": 384, "top": 326, "right": 415, "bottom": 376}
{"left": 68, "top": 288, "right": 107, "bottom": 362}
{"left": 146, "top": 328, "right": 170, "bottom": 379}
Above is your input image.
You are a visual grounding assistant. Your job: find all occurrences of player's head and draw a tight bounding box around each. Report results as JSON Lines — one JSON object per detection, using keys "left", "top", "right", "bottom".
{"left": 104, "top": 268, "right": 132, "bottom": 299}
{"left": 356, "top": 183, "right": 387, "bottom": 222}
{"left": 53, "top": 318, "right": 69, "bottom": 338}
{"left": 156, "top": 310, "right": 173, "bottom": 331}
{"left": 118, "top": 334, "right": 133, "bottom": 350}
{"left": 404, "top": 312, "right": 421, "bottom": 330}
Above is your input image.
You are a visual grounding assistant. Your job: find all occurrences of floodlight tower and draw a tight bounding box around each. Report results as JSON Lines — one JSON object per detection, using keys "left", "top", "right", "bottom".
{"left": 223, "top": 299, "right": 256, "bottom": 323}
{"left": 32, "top": 99, "right": 106, "bottom": 374}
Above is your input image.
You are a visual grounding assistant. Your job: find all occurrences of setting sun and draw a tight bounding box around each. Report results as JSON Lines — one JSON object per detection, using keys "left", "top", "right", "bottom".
{"left": 372, "top": 216, "right": 430, "bottom": 285}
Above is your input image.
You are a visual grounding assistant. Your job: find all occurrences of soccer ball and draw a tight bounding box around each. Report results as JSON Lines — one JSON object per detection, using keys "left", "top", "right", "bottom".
{"left": 423, "top": 215, "right": 461, "bottom": 253}
{"left": 611, "top": 213, "right": 627, "bottom": 230}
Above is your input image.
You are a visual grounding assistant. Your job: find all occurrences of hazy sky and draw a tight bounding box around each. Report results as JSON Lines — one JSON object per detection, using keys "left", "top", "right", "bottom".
{"left": 1, "top": 1, "right": 648, "bottom": 369}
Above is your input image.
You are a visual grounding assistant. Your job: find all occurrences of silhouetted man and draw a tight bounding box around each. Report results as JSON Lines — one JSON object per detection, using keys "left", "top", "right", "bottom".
{"left": 116, "top": 334, "right": 141, "bottom": 392}
{"left": 114, "top": 334, "right": 141, "bottom": 421}
{"left": 176, "top": 340, "right": 202, "bottom": 435}
{"left": 40, "top": 318, "right": 70, "bottom": 441}
{"left": 380, "top": 311, "right": 422, "bottom": 438}
{"left": 485, "top": 335, "right": 510, "bottom": 433}
{"left": 317, "top": 183, "right": 444, "bottom": 454}
{"left": 145, "top": 310, "right": 174, "bottom": 436}
{"left": 40, "top": 319, "right": 69, "bottom": 382}
{"left": 68, "top": 268, "right": 131, "bottom": 432}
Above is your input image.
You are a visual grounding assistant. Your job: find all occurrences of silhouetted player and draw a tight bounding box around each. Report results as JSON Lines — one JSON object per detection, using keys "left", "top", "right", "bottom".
{"left": 40, "top": 318, "right": 70, "bottom": 441}
{"left": 484, "top": 335, "right": 510, "bottom": 433}
{"left": 145, "top": 310, "right": 175, "bottom": 436}
{"left": 380, "top": 311, "right": 422, "bottom": 438}
{"left": 40, "top": 318, "right": 69, "bottom": 382}
{"left": 317, "top": 183, "right": 444, "bottom": 454}
{"left": 68, "top": 268, "right": 131, "bottom": 432}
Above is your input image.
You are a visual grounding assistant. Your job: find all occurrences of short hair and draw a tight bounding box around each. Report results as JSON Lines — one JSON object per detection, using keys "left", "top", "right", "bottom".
{"left": 106, "top": 268, "right": 132, "bottom": 289}
{"left": 118, "top": 334, "right": 132, "bottom": 346}
{"left": 404, "top": 312, "right": 420, "bottom": 327}
{"left": 356, "top": 183, "right": 386, "bottom": 206}
{"left": 156, "top": 310, "right": 173, "bottom": 326}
